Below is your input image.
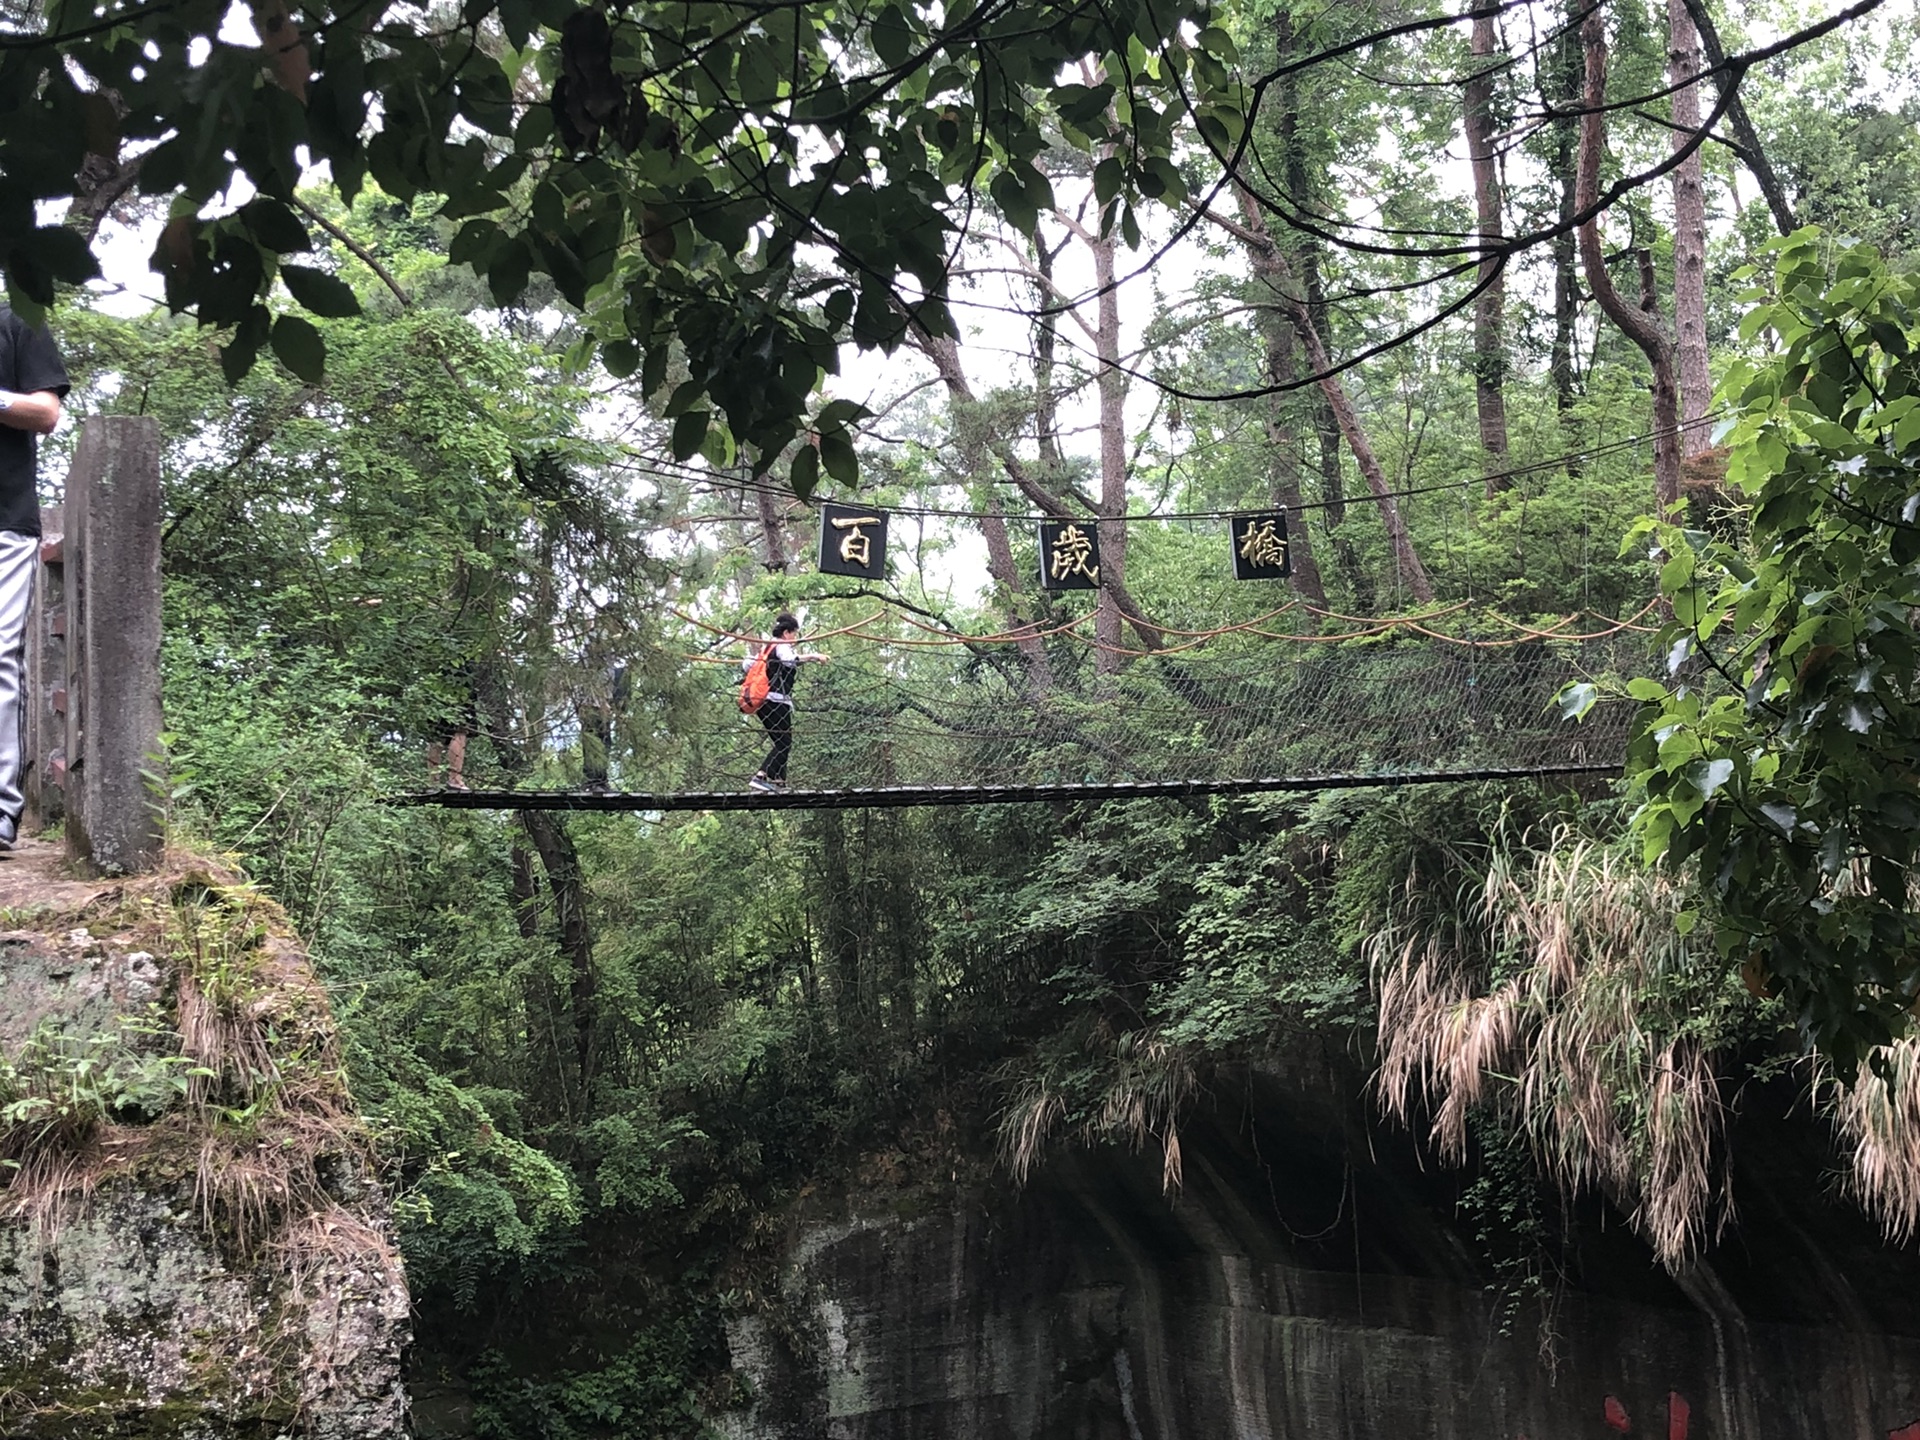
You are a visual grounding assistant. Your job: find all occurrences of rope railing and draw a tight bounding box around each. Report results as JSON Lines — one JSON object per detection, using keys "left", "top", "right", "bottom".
{"left": 390, "top": 627, "right": 1643, "bottom": 808}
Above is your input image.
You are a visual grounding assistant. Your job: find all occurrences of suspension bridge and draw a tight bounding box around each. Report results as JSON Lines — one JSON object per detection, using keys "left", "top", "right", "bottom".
{"left": 389, "top": 605, "right": 1644, "bottom": 812}
{"left": 32, "top": 418, "right": 1645, "bottom": 879}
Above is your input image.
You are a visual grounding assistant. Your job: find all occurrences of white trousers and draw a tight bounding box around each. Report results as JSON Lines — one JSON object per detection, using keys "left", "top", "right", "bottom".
{"left": 0, "top": 531, "right": 38, "bottom": 827}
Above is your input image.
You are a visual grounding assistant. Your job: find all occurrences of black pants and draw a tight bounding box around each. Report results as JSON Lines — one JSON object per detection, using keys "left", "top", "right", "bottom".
{"left": 756, "top": 700, "right": 793, "bottom": 781}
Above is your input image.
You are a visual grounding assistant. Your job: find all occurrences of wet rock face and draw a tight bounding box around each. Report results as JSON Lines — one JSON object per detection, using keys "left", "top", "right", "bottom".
{"left": 725, "top": 1069, "right": 1920, "bottom": 1440}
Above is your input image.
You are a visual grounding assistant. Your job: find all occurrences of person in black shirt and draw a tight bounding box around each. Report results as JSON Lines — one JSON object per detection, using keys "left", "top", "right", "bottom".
{"left": 0, "top": 306, "right": 70, "bottom": 849}
{"left": 742, "top": 613, "right": 828, "bottom": 791}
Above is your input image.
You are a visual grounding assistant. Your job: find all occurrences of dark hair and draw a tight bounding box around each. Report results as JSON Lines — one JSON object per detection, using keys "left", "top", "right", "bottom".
{"left": 773, "top": 613, "right": 800, "bottom": 638}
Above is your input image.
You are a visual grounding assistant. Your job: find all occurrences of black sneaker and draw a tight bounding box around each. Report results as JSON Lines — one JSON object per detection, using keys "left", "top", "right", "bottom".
{"left": 747, "top": 775, "right": 776, "bottom": 793}
{"left": 0, "top": 814, "right": 17, "bottom": 851}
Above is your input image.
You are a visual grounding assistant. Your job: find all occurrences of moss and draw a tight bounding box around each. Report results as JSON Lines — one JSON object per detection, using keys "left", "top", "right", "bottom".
{"left": 0, "top": 847, "right": 409, "bottom": 1439}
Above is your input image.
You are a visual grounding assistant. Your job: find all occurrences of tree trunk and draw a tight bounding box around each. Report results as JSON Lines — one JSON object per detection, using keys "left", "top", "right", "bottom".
{"left": 1258, "top": 312, "right": 1327, "bottom": 606}
{"left": 474, "top": 657, "right": 599, "bottom": 1111}
{"left": 1230, "top": 185, "right": 1435, "bottom": 604}
{"left": 1091, "top": 226, "right": 1129, "bottom": 671}
{"left": 518, "top": 807, "right": 597, "bottom": 1105}
{"left": 1275, "top": 33, "right": 1369, "bottom": 609}
{"left": 1669, "top": 0, "right": 1713, "bottom": 458}
{"left": 816, "top": 810, "right": 877, "bottom": 1043}
{"left": 1549, "top": 9, "right": 1583, "bottom": 431}
{"left": 1033, "top": 234, "right": 1068, "bottom": 476}
{"left": 509, "top": 840, "right": 541, "bottom": 940}
{"left": 1577, "top": 6, "right": 1683, "bottom": 512}
{"left": 909, "top": 325, "right": 1168, "bottom": 651}
{"left": 980, "top": 501, "right": 1055, "bottom": 693}
{"left": 1465, "top": 2, "right": 1511, "bottom": 474}
{"left": 755, "top": 478, "right": 792, "bottom": 572}
{"left": 1681, "top": 0, "right": 1798, "bottom": 237}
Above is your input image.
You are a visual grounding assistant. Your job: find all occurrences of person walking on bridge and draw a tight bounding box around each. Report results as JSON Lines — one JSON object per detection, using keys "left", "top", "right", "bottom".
{"left": 0, "top": 305, "right": 69, "bottom": 849}
{"left": 742, "top": 613, "right": 828, "bottom": 792}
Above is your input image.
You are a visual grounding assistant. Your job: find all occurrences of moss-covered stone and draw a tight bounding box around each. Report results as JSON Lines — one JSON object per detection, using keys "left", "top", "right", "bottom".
{"left": 0, "top": 838, "right": 410, "bottom": 1438}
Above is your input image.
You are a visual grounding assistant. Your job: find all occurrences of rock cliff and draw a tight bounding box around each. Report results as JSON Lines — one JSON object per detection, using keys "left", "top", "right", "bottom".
{"left": 0, "top": 838, "right": 409, "bottom": 1438}
{"left": 724, "top": 1053, "right": 1920, "bottom": 1439}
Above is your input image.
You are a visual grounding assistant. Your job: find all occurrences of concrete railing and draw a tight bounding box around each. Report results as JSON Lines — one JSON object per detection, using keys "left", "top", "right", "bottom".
{"left": 25, "top": 416, "right": 165, "bottom": 875}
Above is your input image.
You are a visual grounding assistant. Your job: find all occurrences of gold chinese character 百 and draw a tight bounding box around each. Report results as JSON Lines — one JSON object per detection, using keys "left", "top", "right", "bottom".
{"left": 1238, "top": 518, "right": 1288, "bottom": 569}
{"left": 833, "top": 515, "right": 878, "bottom": 569}
{"left": 1049, "top": 523, "right": 1099, "bottom": 583}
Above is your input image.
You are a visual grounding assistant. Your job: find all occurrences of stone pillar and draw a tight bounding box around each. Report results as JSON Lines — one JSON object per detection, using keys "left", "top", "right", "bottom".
{"left": 23, "top": 502, "right": 65, "bottom": 832}
{"left": 63, "top": 418, "right": 165, "bottom": 875}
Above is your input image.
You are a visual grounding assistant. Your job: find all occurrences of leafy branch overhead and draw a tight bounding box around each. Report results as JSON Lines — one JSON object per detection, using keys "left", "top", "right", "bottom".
{"left": 1579, "top": 236, "right": 1920, "bottom": 1074}
{"left": 1, "top": 0, "right": 1239, "bottom": 484}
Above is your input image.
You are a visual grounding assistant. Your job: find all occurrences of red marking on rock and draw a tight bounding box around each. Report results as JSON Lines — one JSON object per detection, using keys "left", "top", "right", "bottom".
{"left": 50, "top": 687, "right": 65, "bottom": 716}
{"left": 1604, "top": 1395, "right": 1632, "bottom": 1432}
{"left": 1668, "top": 1391, "right": 1690, "bottom": 1440}
{"left": 1887, "top": 1422, "right": 1920, "bottom": 1440}
{"left": 48, "top": 608, "right": 64, "bottom": 637}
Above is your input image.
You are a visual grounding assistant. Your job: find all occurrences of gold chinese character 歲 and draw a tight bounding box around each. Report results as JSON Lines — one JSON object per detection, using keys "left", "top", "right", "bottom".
{"left": 1049, "top": 523, "right": 1099, "bottom": 583}
{"left": 833, "top": 515, "right": 879, "bottom": 569}
{"left": 1238, "top": 518, "right": 1288, "bottom": 570}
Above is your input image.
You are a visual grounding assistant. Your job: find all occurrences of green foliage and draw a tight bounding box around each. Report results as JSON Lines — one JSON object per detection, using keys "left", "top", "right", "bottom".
{"left": 0, "top": 1013, "right": 199, "bottom": 1141}
{"left": 1607, "top": 233, "right": 1920, "bottom": 1072}
{"left": 467, "top": 1309, "right": 724, "bottom": 1440}
{"left": 4, "top": 0, "right": 1235, "bottom": 484}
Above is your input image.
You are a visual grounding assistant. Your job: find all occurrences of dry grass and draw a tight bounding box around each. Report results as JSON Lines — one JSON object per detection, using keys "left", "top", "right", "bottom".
{"left": 0, "top": 857, "right": 379, "bottom": 1260}
{"left": 1371, "top": 834, "right": 1730, "bottom": 1269}
{"left": 1827, "top": 1036, "right": 1920, "bottom": 1244}
{"left": 998, "top": 1020, "right": 1196, "bottom": 1194}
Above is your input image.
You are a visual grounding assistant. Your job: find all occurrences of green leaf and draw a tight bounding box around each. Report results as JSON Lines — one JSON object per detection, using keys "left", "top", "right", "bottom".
{"left": 1196, "top": 24, "right": 1237, "bottom": 59}
{"left": 488, "top": 237, "right": 533, "bottom": 307}
{"left": 449, "top": 219, "right": 503, "bottom": 268}
{"left": 269, "top": 314, "right": 326, "bottom": 383}
{"left": 815, "top": 398, "right": 870, "bottom": 431}
{"left": 601, "top": 339, "right": 639, "bottom": 379}
{"left": 670, "top": 409, "right": 710, "bottom": 462}
{"left": 790, "top": 444, "right": 820, "bottom": 500}
{"left": 1556, "top": 681, "right": 1597, "bottom": 721}
{"left": 819, "top": 429, "right": 858, "bottom": 485}
{"left": 240, "top": 199, "right": 311, "bottom": 254}
{"left": 991, "top": 170, "right": 1037, "bottom": 235}
{"left": 1688, "top": 758, "right": 1734, "bottom": 799}
{"left": 280, "top": 265, "right": 362, "bottom": 318}
{"left": 1092, "top": 157, "right": 1125, "bottom": 208}
{"left": 872, "top": 5, "right": 915, "bottom": 68}
{"left": 1139, "top": 156, "right": 1185, "bottom": 205}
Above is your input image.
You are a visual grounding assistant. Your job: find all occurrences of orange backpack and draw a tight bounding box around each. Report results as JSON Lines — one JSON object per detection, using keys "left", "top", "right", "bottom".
{"left": 738, "top": 645, "right": 773, "bottom": 714}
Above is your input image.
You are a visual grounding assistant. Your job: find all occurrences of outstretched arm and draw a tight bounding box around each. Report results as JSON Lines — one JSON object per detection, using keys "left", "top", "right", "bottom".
{"left": 0, "top": 390, "right": 62, "bottom": 435}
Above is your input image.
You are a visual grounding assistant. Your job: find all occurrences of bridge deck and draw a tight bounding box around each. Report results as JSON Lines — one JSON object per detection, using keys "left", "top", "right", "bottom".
{"left": 389, "top": 762, "right": 1623, "bottom": 812}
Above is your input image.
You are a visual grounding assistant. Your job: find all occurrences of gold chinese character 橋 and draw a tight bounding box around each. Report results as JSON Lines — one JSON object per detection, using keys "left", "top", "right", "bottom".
{"left": 833, "top": 515, "right": 879, "bottom": 569}
{"left": 1238, "top": 517, "right": 1288, "bottom": 570}
{"left": 1049, "top": 523, "right": 1099, "bottom": 583}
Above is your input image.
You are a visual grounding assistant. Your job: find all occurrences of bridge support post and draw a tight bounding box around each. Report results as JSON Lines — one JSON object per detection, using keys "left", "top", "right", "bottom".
{"left": 33, "top": 417, "right": 166, "bottom": 875}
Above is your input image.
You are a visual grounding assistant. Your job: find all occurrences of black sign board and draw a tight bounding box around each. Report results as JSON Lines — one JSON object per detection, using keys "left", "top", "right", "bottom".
{"left": 1038, "top": 520, "right": 1101, "bottom": 590}
{"left": 817, "top": 503, "right": 888, "bottom": 580}
{"left": 1230, "top": 511, "right": 1292, "bottom": 580}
